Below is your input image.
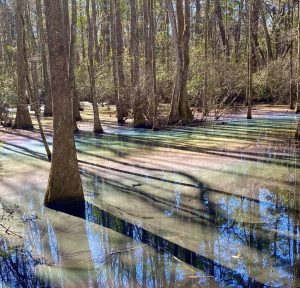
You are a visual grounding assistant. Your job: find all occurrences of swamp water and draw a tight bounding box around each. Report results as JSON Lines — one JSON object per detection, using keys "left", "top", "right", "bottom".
{"left": 0, "top": 113, "right": 299, "bottom": 287}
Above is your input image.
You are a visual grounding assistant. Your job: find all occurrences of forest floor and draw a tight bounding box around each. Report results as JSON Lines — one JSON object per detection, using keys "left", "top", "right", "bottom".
{"left": 0, "top": 104, "right": 299, "bottom": 287}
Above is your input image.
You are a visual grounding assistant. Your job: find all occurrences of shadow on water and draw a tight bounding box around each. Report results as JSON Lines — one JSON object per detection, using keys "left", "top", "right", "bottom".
{"left": 71, "top": 201, "right": 266, "bottom": 288}
{"left": 0, "top": 114, "right": 299, "bottom": 287}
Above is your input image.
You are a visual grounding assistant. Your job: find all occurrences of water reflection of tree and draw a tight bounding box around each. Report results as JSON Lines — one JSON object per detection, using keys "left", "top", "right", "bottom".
{"left": 84, "top": 203, "right": 207, "bottom": 287}
{"left": 292, "top": 172, "right": 300, "bottom": 287}
{"left": 0, "top": 240, "right": 49, "bottom": 287}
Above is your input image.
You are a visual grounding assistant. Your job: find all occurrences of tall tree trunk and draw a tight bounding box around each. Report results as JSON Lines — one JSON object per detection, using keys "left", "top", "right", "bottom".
{"left": 275, "top": 0, "right": 282, "bottom": 59}
{"left": 130, "top": 0, "right": 146, "bottom": 127}
{"left": 80, "top": 0, "right": 86, "bottom": 61}
{"left": 143, "top": 0, "right": 157, "bottom": 129}
{"left": 91, "top": 0, "right": 101, "bottom": 62}
{"left": 167, "top": 0, "right": 193, "bottom": 125}
{"left": 62, "top": 0, "right": 70, "bottom": 60}
{"left": 203, "top": 0, "right": 209, "bottom": 115}
{"left": 215, "top": 0, "right": 230, "bottom": 60}
{"left": 30, "top": 60, "right": 52, "bottom": 161}
{"left": 86, "top": 0, "right": 104, "bottom": 133}
{"left": 69, "top": 0, "right": 82, "bottom": 122}
{"left": 149, "top": 0, "right": 158, "bottom": 130}
{"left": 114, "top": 0, "right": 128, "bottom": 124}
{"left": 247, "top": 0, "right": 253, "bottom": 119}
{"left": 44, "top": 0, "right": 84, "bottom": 210}
{"left": 289, "top": 0, "right": 294, "bottom": 110}
{"left": 110, "top": 0, "right": 118, "bottom": 104}
{"left": 12, "top": 0, "right": 33, "bottom": 130}
{"left": 194, "top": 0, "right": 201, "bottom": 37}
{"left": 259, "top": 0, "right": 273, "bottom": 61}
{"left": 24, "top": 3, "right": 52, "bottom": 161}
{"left": 36, "top": 0, "right": 52, "bottom": 117}
{"left": 102, "top": 0, "right": 111, "bottom": 61}
{"left": 251, "top": 0, "right": 263, "bottom": 68}
{"left": 296, "top": 0, "right": 300, "bottom": 113}
{"left": 234, "top": 0, "right": 243, "bottom": 63}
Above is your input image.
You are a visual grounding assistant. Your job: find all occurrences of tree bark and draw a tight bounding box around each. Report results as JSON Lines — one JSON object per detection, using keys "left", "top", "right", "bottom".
{"left": 296, "top": 0, "right": 300, "bottom": 113}
{"left": 30, "top": 60, "right": 52, "bottom": 161}
{"left": 86, "top": 0, "right": 104, "bottom": 133}
{"left": 215, "top": 0, "right": 230, "bottom": 60}
{"left": 247, "top": 0, "right": 253, "bottom": 119}
{"left": 259, "top": 0, "right": 273, "bottom": 61}
{"left": 102, "top": 0, "right": 111, "bottom": 61}
{"left": 143, "top": 0, "right": 157, "bottom": 129}
{"left": 195, "top": 0, "right": 201, "bottom": 37}
{"left": 114, "top": 0, "right": 128, "bottom": 124}
{"left": 149, "top": 0, "right": 158, "bottom": 130}
{"left": 69, "top": 0, "right": 82, "bottom": 122}
{"left": 44, "top": 0, "right": 84, "bottom": 210}
{"left": 234, "top": 0, "right": 243, "bottom": 63}
{"left": 110, "top": 0, "right": 118, "bottom": 104}
{"left": 36, "top": 0, "right": 52, "bottom": 117}
{"left": 62, "top": 0, "right": 70, "bottom": 60}
{"left": 24, "top": 3, "right": 52, "bottom": 161}
{"left": 79, "top": 0, "right": 86, "bottom": 61}
{"left": 251, "top": 0, "right": 263, "bottom": 68}
{"left": 203, "top": 0, "right": 209, "bottom": 115}
{"left": 12, "top": 0, "right": 33, "bottom": 130}
{"left": 289, "top": 0, "right": 294, "bottom": 110}
{"left": 91, "top": 0, "right": 101, "bottom": 62}
{"left": 167, "top": 0, "right": 193, "bottom": 125}
{"left": 130, "top": 0, "right": 146, "bottom": 127}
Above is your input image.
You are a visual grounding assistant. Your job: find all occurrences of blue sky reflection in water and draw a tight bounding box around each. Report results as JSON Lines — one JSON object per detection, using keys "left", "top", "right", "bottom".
{"left": 0, "top": 112, "right": 299, "bottom": 287}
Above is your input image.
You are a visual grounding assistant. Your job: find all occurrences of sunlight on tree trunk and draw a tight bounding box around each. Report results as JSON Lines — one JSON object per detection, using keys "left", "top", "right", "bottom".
{"left": 44, "top": 0, "right": 84, "bottom": 210}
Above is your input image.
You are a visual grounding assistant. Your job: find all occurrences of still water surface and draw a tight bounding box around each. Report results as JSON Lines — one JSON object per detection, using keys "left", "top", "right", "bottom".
{"left": 0, "top": 114, "right": 299, "bottom": 287}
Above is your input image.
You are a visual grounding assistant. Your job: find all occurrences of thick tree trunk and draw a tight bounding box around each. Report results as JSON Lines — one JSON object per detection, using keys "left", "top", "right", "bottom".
{"left": 12, "top": 0, "right": 33, "bottom": 130}
{"left": 86, "top": 0, "right": 104, "bottom": 133}
{"left": 167, "top": 0, "right": 193, "bottom": 125}
{"left": 44, "top": 0, "right": 84, "bottom": 210}
{"left": 70, "top": 0, "right": 81, "bottom": 122}
{"left": 114, "top": 0, "right": 128, "bottom": 124}
{"left": 130, "top": 0, "right": 146, "bottom": 127}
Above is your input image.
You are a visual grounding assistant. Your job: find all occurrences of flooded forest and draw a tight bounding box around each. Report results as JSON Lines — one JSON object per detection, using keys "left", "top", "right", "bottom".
{"left": 0, "top": 0, "right": 300, "bottom": 287}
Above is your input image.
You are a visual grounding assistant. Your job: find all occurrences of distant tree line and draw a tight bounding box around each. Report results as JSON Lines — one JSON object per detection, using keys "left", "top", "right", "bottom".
{"left": 0, "top": 0, "right": 300, "bottom": 132}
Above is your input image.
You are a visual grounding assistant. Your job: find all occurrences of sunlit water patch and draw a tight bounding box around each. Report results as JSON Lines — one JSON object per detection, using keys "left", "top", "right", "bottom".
{"left": 0, "top": 112, "right": 299, "bottom": 287}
